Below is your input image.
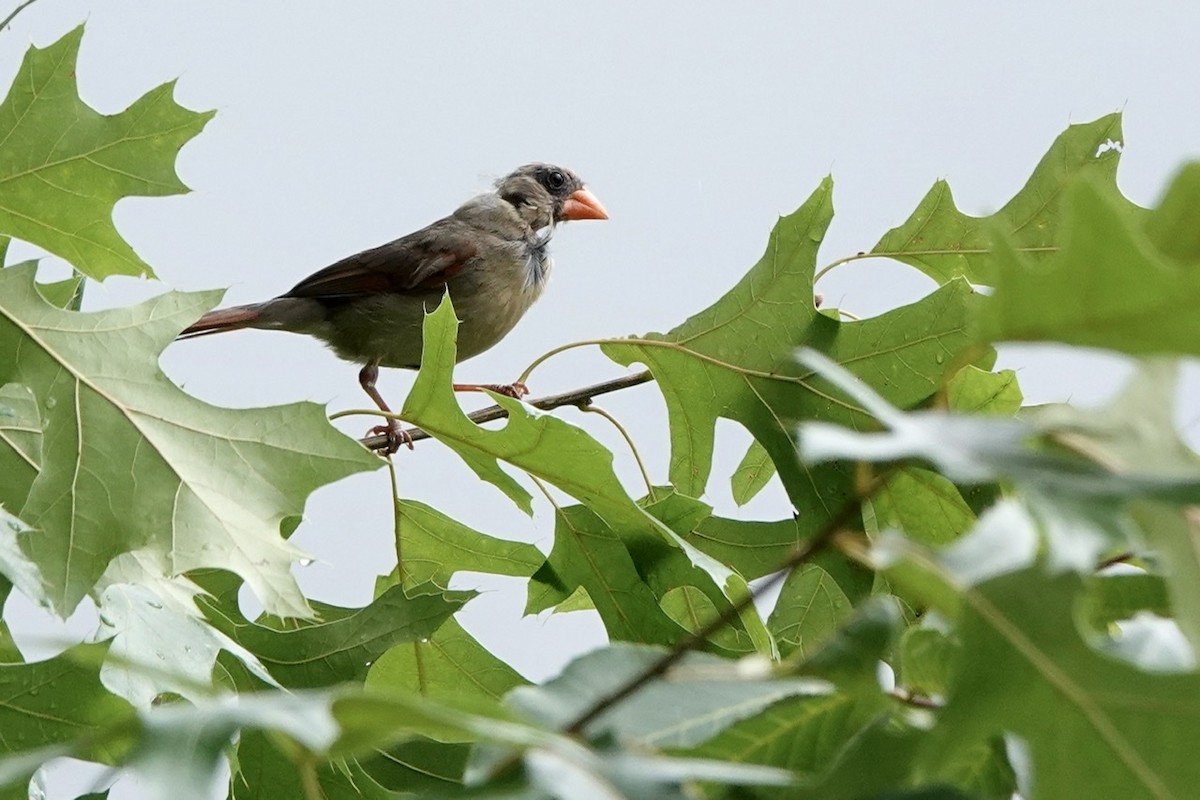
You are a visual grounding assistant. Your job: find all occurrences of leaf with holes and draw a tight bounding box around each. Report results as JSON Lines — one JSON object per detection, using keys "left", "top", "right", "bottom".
{"left": 0, "top": 264, "right": 381, "bottom": 616}
{"left": 0, "top": 27, "right": 212, "bottom": 279}
{"left": 870, "top": 113, "right": 1137, "bottom": 285}
{"left": 980, "top": 164, "right": 1200, "bottom": 355}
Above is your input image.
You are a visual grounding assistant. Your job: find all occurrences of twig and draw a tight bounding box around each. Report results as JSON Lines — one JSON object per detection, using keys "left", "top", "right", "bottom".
{"left": 357, "top": 370, "right": 654, "bottom": 451}
{"left": 0, "top": 0, "right": 39, "bottom": 33}
{"left": 561, "top": 474, "right": 884, "bottom": 736}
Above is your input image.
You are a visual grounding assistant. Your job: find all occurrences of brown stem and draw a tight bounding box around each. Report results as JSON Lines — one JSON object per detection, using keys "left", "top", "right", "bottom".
{"left": 358, "top": 370, "right": 654, "bottom": 451}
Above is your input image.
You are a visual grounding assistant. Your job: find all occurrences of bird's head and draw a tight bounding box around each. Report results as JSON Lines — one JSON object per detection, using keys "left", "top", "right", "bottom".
{"left": 495, "top": 163, "right": 608, "bottom": 231}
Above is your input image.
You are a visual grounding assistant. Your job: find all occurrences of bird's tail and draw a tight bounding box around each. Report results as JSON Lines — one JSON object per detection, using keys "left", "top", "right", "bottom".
{"left": 177, "top": 304, "right": 263, "bottom": 340}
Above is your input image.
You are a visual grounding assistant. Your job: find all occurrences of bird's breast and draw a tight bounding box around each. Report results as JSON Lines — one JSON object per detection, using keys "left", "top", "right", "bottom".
{"left": 449, "top": 239, "right": 549, "bottom": 361}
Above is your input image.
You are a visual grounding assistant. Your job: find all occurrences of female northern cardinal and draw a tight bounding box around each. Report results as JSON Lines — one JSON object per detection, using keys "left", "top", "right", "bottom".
{"left": 179, "top": 163, "right": 608, "bottom": 451}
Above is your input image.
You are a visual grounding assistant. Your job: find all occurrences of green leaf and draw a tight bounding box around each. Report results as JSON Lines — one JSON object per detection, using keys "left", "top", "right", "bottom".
{"left": 768, "top": 564, "right": 853, "bottom": 658}
{"left": 659, "top": 585, "right": 755, "bottom": 653}
{"left": 922, "top": 568, "right": 1200, "bottom": 800}
{"left": 683, "top": 693, "right": 862, "bottom": 775}
{"left": 506, "top": 643, "right": 831, "bottom": 749}
{"left": 35, "top": 276, "right": 85, "bottom": 311}
{"left": 897, "top": 626, "right": 957, "bottom": 698}
{"left": 1128, "top": 501, "right": 1200, "bottom": 656}
{"left": 602, "top": 179, "right": 829, "bottom": 498}
{"left": 366, "top": 617, "right": 525, "bottom": 707}
{"left": 871, "top": 468, "right": 976, "bottom": 546}
{"left": 530, "top": 503, "right": 686, "bottom": 646}
{"left": 95, "top": 582, "right": 278, "bottom": 707}
{"left": 1081, "top": 571, "right": 1170, "bottom": 631}
{"left": 0, "top": 383, "right": 40, "bottom": 506}
{"left": 795, "top": 349, "right": 1200, "bottom": 504}
{"left": 196, "top": 572, "right": 464, "bottom": 689}
{"left": 0, "top": 506, "right": 43, "bottom": 608}
{"left": 602, "top": 179, "right": 982, "bottom": 512}
{"left": 406, "top": 301, "right": 769, "bottom": 644}
{"left": 944, "top": 366, "right": 1022, "bottom": 415}
{"left": 731, "top": 439, "right": 776, "bottom": 506}
{"left": 0, "top": 643, "right": 133, "bottom": 763}
{"left": 0, "top": 27, "right": 213, "bottom": 279}
{"left": 979, "top": 164, "right": 1200, "bottom": 354}
{"left": 230, "top": 732, "right": 402, "bottom": 800}
{"left": 393, "top": 499, "right": 544, "bottom": 592}
{"left": 871, "top": 113, "right": 1133, "bottom": 285}
{"left": 0, "top": 264, "right": 381, "bottom": 616}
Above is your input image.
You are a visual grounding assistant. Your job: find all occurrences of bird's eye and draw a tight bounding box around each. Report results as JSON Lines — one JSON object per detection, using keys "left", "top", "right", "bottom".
{"left": 545, "top": 170, "right": 566, "bottom": 190}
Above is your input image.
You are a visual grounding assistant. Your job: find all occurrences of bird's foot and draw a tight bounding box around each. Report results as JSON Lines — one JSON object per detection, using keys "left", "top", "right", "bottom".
{"left": 452, "top": 381, "right": 529, "bottom": 399}
{"left": 369, "top": 419, "right": 414, "bottom": 455}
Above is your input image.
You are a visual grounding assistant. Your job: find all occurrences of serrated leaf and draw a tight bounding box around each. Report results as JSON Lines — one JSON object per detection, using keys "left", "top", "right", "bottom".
{"left": 0, "top": 27, "right": 213, "bottom": 279}
{"left": 945, "top": 366, "right": 1022, "bottom": 415}
{"left": 393, "top": 499, "right": 544, "bottom": 592}
{"left": 95, "top": 582, "right": 278, "bottom": 708}
{"left": 530, "top": 503, "right": 685, "bottom": 645}
{"left": 1082, "top": 572, "right": 1170, "bottom": 630}
{"left": 0, "top": 643, "right": 133, "bottom": 764}
{"left": 407, "top": 300, "right": 769, "bottom": 642}
{"left": 0, "top": 264, "right": 382, "bottom": 616}
{"left": 231, "top": 732, "right": 402, "bottom": 800}
{"left": 768, "top": 564, "right": 853, "bottom": 658}
{"left": 922, "top": 568, "right": 1200, "bottom": 800}
{"left": 980, "top": 164, "right": 1200, "bottom": 354}
{"left": 683, "top": 693, "right": 861, "bottom": 774}
{"left": 366, "top": 617, "right": 525, "bottom": 708}
{"left": 0, "top": 383, "right": 39, "bottom": 505}
{"left": 786, "top": 716, "right": 1014, "bottom": 800}
{"left": 795, "top": 349, "right": 1200, "bottom": 503}
{"left": 897, "top": 626, "right": 957, "bottom": 697}
{"left": 0, "top": 506, "right": 43, "bottom": 606}
{"left": 601, "top": 178, "right": 981, "bottom": 518}
{"left": 872, "top": 467, "right": 976, "bottom": 546}
{"left": 506, "top": 643, "right": 831, "bottom": 749}
{"left": 35, "top": 276, "right": 85, "bottom": 311}
{"left": 1128, "top": 502, "right": 1200, "bottom": 658}
{"left": 659, "top": 585, "right": 755, "bottom": 653}
{"left": 731, "top": 439, "right": 776, "bottom": 506}
{"left": 871, "top": 113, "right": 1133, "bottom": 285}
{"left": 196, "top": 571, "right": 464, "bottom": 689}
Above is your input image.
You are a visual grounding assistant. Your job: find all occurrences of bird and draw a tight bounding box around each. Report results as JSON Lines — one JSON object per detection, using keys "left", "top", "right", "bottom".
{"left": 178, "top": 163, "right": 608, "bottom": 452}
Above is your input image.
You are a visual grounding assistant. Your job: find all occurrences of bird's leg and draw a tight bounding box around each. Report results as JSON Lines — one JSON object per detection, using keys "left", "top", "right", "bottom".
{"left": 359, "top": 361, "right": 412, "bottom": 454}
{"left": 452, "top": 382, "right": 529, "bottom": 399}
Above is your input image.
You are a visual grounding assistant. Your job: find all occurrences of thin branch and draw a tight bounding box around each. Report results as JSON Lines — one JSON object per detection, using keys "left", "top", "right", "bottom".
{"left": 358, "top": 370, "right": 654, "bottom": 451}
{"left": 561, "top": 474, "right": 885, "bottom": 737}
{"left": 0, "top": 0, "right": 38, "bottom": 33}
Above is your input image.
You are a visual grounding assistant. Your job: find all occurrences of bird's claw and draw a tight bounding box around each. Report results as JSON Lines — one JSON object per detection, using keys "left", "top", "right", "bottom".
{"left": 496, "top": 382, "right": 528, "bottom": 399}
{"left": 369, "top": 420, "right": 414, "bottom": 455}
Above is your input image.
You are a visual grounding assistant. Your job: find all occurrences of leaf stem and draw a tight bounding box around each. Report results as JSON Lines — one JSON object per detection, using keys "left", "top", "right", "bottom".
{"left": 580, "top": 403, "right": 656, "bottom": 499}
{"left": 516, "top": 338, "right": 622, "bottom": 385}
{"left": 384, "top": 456, "right": 404, "bottom": 576}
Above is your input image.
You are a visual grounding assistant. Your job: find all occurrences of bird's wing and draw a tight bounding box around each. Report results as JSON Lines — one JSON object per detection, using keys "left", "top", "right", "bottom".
{"left": 283, "top": 218, "right": 481, "bottom": 300}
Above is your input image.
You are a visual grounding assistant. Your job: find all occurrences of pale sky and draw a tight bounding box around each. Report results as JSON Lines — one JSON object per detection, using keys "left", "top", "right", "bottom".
{"left": 3, "top": 4, "right": 1200, "bottom": 797}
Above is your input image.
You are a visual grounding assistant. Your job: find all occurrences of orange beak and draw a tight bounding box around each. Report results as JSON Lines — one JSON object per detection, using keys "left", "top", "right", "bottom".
{"left": 561, "top": 187, "right": 609, "bottom": 221}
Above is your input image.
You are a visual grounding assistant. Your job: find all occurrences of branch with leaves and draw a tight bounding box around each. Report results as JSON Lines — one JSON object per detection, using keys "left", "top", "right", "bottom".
{"left": 1, "top": 25, "right": 1199, "bottom": 800}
